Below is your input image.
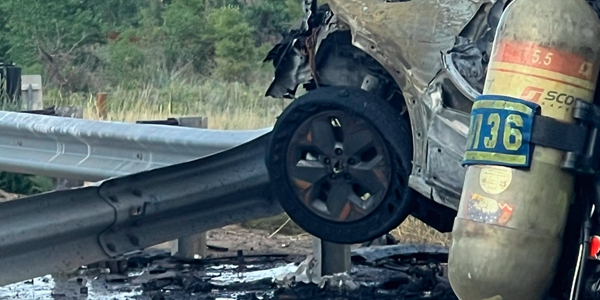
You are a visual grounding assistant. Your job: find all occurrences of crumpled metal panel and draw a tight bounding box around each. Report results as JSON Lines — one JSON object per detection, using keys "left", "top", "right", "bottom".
{"left": 327, "top": 0, "right": 486, "bottom": 92}
{"left": 0, "top": 111, "right": 271, "bottom": 181}
{"left": 425, "top": 105, "right": 471, "bottom": 207}
{"left": 0, "top": 133, "right": 282, "bottom": 286}
{"left": 319, "top": 0, "right": 489, "bottom": 201}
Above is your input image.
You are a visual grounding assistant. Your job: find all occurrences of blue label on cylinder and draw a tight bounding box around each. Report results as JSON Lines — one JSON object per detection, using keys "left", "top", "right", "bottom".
{"left": 462, "top": 95, "right": 539, "bottom": 168}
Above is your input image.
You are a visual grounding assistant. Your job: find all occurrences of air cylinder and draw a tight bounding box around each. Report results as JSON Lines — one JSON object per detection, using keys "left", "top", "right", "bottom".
{"left": 448, "top": 0, "right": 600, "bottom": 299}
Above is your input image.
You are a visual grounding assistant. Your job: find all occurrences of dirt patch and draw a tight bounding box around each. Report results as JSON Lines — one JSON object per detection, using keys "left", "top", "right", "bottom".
{"left": 203, "top": 224, "right": 314, "bottom": 256}
{"left": 239, "top": 213, "right": 452, "bottom": 249}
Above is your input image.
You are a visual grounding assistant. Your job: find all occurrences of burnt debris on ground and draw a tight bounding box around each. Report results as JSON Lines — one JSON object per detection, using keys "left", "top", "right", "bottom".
{"left": 0, "top": 244, "right": 457, "bottom": 300}
{"left": 0, "top": 190, "right": 455, "bottom": 299}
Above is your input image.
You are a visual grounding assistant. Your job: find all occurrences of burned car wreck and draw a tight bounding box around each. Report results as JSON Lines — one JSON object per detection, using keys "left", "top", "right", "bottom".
{"left": 263, "top": 0, "right": 511, "bottom": 239}
{"left": 262, "top": 0, "right": 600, "bottom": 234}
{"left": 264, "top": 0, "right": 600, "bottom": 232}
{"left": 262, "top": 2, "right": 600, "bottom": 297}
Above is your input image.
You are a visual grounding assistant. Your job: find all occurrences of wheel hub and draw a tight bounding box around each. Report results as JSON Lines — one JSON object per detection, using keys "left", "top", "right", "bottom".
{"left": 285, "top": 110, "right": 393, "bottom": 223}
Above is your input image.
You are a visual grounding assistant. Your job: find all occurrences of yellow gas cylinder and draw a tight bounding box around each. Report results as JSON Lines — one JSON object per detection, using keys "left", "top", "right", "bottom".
{"left": 448, "top": 0, "right": 600, "bottom": 299}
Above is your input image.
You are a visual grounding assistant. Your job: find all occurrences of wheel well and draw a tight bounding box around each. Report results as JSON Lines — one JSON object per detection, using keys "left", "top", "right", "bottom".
{"left": 304, "top": 30, "right": 408, "bottom": 117}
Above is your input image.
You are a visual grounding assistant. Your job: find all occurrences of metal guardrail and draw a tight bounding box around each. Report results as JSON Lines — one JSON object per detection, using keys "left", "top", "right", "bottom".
{"left": 0, "top": 108, "right": 352, "bottom": 285}
{"left": 0, "top": 110, "right": 272, "bottom": 181}
{"left": 0, "top": 133, "right": 282, "bottom": 286}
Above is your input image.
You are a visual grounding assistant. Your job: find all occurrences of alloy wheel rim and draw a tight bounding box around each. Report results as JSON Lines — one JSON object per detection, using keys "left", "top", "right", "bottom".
{"left": 285, "top": 110, "right": 393, "bottom": 223}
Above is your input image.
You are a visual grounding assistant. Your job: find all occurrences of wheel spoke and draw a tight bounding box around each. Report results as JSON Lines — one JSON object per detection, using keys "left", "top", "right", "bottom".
{"left": 343, "top": 129, "right": 375, "bottom": 157}
{"left": 290, "top": 160, "right": 328, "bottom": 184}
{"left": 349, "top": 155, "right": 388, "bottom": 195}
{"left": 326, "top": 183, "right": 354, "bottom": 221}
{"left": 310, "top": 118, "right": 337, "bottom": 156}
{"left": 295, "top": 184, "right": 317, "bottom": 207}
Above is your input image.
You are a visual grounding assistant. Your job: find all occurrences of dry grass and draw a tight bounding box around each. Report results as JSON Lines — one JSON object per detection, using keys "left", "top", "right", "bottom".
{"left": 47, "top": 79, "right": 290, "bottom": 130}
{"left": 245, "top": 215, "right": 452, "bottom": 247}
{"left": 43, "top": 79, "right": 451, "bottom": 247}
{"left": 392, "top": 216, "right": 451, "bottom": 246}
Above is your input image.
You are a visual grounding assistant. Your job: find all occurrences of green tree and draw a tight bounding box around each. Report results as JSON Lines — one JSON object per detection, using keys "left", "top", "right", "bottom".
{"left": 0, "top": 0, "right": 304, "bottom": 90}
{"left": 138, "top": 0, "right": 166, "bottom": 28}
{"left": 92, "top": 0, "right": 147, "bottom": 29}
{"left": 0, "top": 5, "right": 10, "bottom": 58}
{"left": 0, "top": 0, "right": 104, "bottom": 64}
{"left": 0, "top": 0, "right": 107, "bottom": 91}
{"left": 160, "top": 0, "right": 215, "bottom": 73}
{"left": 244, "top": 0, "right": 303, "bottom": 43}
{"left": 207, "top": 5, "right": 259, "bottom": 83}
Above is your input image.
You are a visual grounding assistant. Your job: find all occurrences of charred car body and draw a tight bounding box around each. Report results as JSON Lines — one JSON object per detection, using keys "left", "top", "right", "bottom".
{"left": 264, "top": 0, "right": 600, "bottom": 298}
{"left": 264, "top": 0, "right": 511, "bottom": 242}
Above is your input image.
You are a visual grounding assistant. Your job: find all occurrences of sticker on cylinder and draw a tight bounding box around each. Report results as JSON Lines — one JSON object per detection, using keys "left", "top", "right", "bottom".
{"left": 479, "top": 166, "right": 513, "bottom": 195}
{"left": 464, "top": 193, "right": 514, "bottom": 226}
{"left": 462, "top": 95, "right": 539, "bottom": 168}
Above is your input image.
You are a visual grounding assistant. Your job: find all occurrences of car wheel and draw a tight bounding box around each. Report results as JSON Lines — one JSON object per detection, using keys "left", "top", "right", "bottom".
{"left": 266, "top": 86, "right": 417, "bottom": 244}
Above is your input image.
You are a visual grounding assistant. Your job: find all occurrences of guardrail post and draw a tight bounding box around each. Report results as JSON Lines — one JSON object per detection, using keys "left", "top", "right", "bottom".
{"left": 52, "top": 106, "right": 85, "bottom": 191}
{"left": 136, "top": 116, "right": 209, "bottom": 259}
{"left": 176, "top": 117, "right": 208, "bottom": 259}
{"left": 19, "top": 75, "right": 43, "bottom": 111}
{"left": 312, "top": 238, "right": 351, "bottom": 276}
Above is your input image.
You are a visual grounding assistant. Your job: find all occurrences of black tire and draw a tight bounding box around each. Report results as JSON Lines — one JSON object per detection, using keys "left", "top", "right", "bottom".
{"left": 266, "top": 86, "right": 417, "bottom": 244}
